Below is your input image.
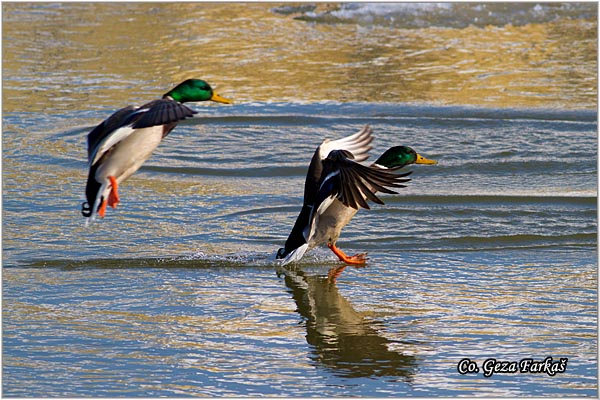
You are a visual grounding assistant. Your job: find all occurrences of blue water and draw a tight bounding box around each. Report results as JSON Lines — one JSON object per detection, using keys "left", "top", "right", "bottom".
{"left": 3, "top": 102, "right": 597, "bottom": 397}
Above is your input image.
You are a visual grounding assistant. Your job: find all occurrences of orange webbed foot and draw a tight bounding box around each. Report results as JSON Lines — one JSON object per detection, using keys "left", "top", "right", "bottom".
{"left": 107, "top": 176, "right": 120, "bottom": 208}
{"left": 98, "top": 199, "right": 108, "bottom": 218}
{"left": 327, "top": 243, "right": 368, "bottom": 265}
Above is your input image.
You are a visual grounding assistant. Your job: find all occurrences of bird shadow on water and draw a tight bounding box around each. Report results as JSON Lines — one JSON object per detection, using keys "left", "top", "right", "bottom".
{"left": 277, "top": 263, "right": 419, "bottom": 382}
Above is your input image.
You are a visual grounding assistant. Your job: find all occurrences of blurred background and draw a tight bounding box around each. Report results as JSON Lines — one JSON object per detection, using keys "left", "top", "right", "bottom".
{"left": 3, "top": 2, "right": 597, "bottom": 112}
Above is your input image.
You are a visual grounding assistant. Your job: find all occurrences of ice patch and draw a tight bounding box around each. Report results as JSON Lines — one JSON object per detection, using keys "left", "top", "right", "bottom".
{"left": 274, "top": 2, "right": 596, "bottom": 29}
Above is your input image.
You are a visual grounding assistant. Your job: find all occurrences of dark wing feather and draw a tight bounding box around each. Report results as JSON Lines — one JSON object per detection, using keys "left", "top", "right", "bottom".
{"left": 320, "top": 150, "right": 412, "bottom": 210}
{"left": 87, "top": 105, "right": 137, "bottom": 160}
{"left": 86, "top": 99, "right": 195, "bottom": 162}
{"left": 132, "top": 99, "right": 196, "bottom": 129}
{"left": 302, "top": 127, "right": 374, "bottom": 207}
{"left": 351, "top": 171, "right": 385, "bottom": 206}
{"left": 357, "top": 165, "right": 412, "bottom": 194}
{"left": 339, "top": 166, "right": 370, "bottom": 209}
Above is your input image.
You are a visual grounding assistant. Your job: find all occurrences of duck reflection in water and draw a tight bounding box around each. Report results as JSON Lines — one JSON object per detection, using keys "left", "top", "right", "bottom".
{"left": 279, "top": 265, "right": 418, "bottom": 381}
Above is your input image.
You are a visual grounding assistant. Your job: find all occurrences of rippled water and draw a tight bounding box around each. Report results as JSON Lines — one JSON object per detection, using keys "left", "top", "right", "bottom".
{"left": 2, "top": 2, "right": 598, "bottom": 397}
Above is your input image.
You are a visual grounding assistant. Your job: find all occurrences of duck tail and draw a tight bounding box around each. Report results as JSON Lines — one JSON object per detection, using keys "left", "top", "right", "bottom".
{"left": 82, "top": 166, "right": 102, "bottom": 219}
{"left": 279, "top": 243, "right": 309, "bottom": 266}
{"left": 82, "top": 169, "right": 107, "bottom": 222}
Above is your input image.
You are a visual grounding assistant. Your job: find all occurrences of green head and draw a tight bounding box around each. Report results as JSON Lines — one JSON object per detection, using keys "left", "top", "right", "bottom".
{"left": 163, "top": 79, "right": 232, "bottom": 104}
{"left": 373, "top": 146, "right": 437, "bottom": 169}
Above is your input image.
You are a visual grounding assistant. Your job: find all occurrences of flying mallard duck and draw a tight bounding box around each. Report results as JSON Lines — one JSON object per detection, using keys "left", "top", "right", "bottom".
{"left": 277, "top": 125, "right": 436, "bottom": 265}
{"left": 81, "top": 79, "right": 232, "bottom": 222}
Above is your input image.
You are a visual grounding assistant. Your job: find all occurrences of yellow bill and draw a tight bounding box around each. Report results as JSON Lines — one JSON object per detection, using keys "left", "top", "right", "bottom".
{"left": 210, "top": 92, "right": 233, "bottom": 104}
{"left": 415, "top": 154, "right": 437, "bottom": 164}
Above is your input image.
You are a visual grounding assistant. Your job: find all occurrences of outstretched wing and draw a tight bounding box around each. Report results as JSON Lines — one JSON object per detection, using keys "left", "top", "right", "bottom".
{"left": 303, "top": 125, "right": 374, "bottom": 206}
{"left": 318, "top": 125, "right": 373, "bottom": 163}
{"left": 316, "top": 149, "right": 412, "bottom": 211}
{"left": 87, "top": 99, "right": 196, "bottom": 166}
{"left": 131, "top": 99, "right": 195, "bottom": 129}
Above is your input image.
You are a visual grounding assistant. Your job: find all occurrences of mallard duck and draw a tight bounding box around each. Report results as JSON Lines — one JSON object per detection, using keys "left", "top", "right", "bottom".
{"left": 277, "top": 125, "right": 436, "bottom": 265}
{"left": 81, "top": 79, "right": 232, "bottom": 222}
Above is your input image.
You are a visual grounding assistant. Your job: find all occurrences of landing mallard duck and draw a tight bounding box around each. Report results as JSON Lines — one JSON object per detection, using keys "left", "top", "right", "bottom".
{"left": 81, "top": 79, "right": 232, "bottom": 222}
{"left": 277, "top": 125, "right": 436, "bottom": 265}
